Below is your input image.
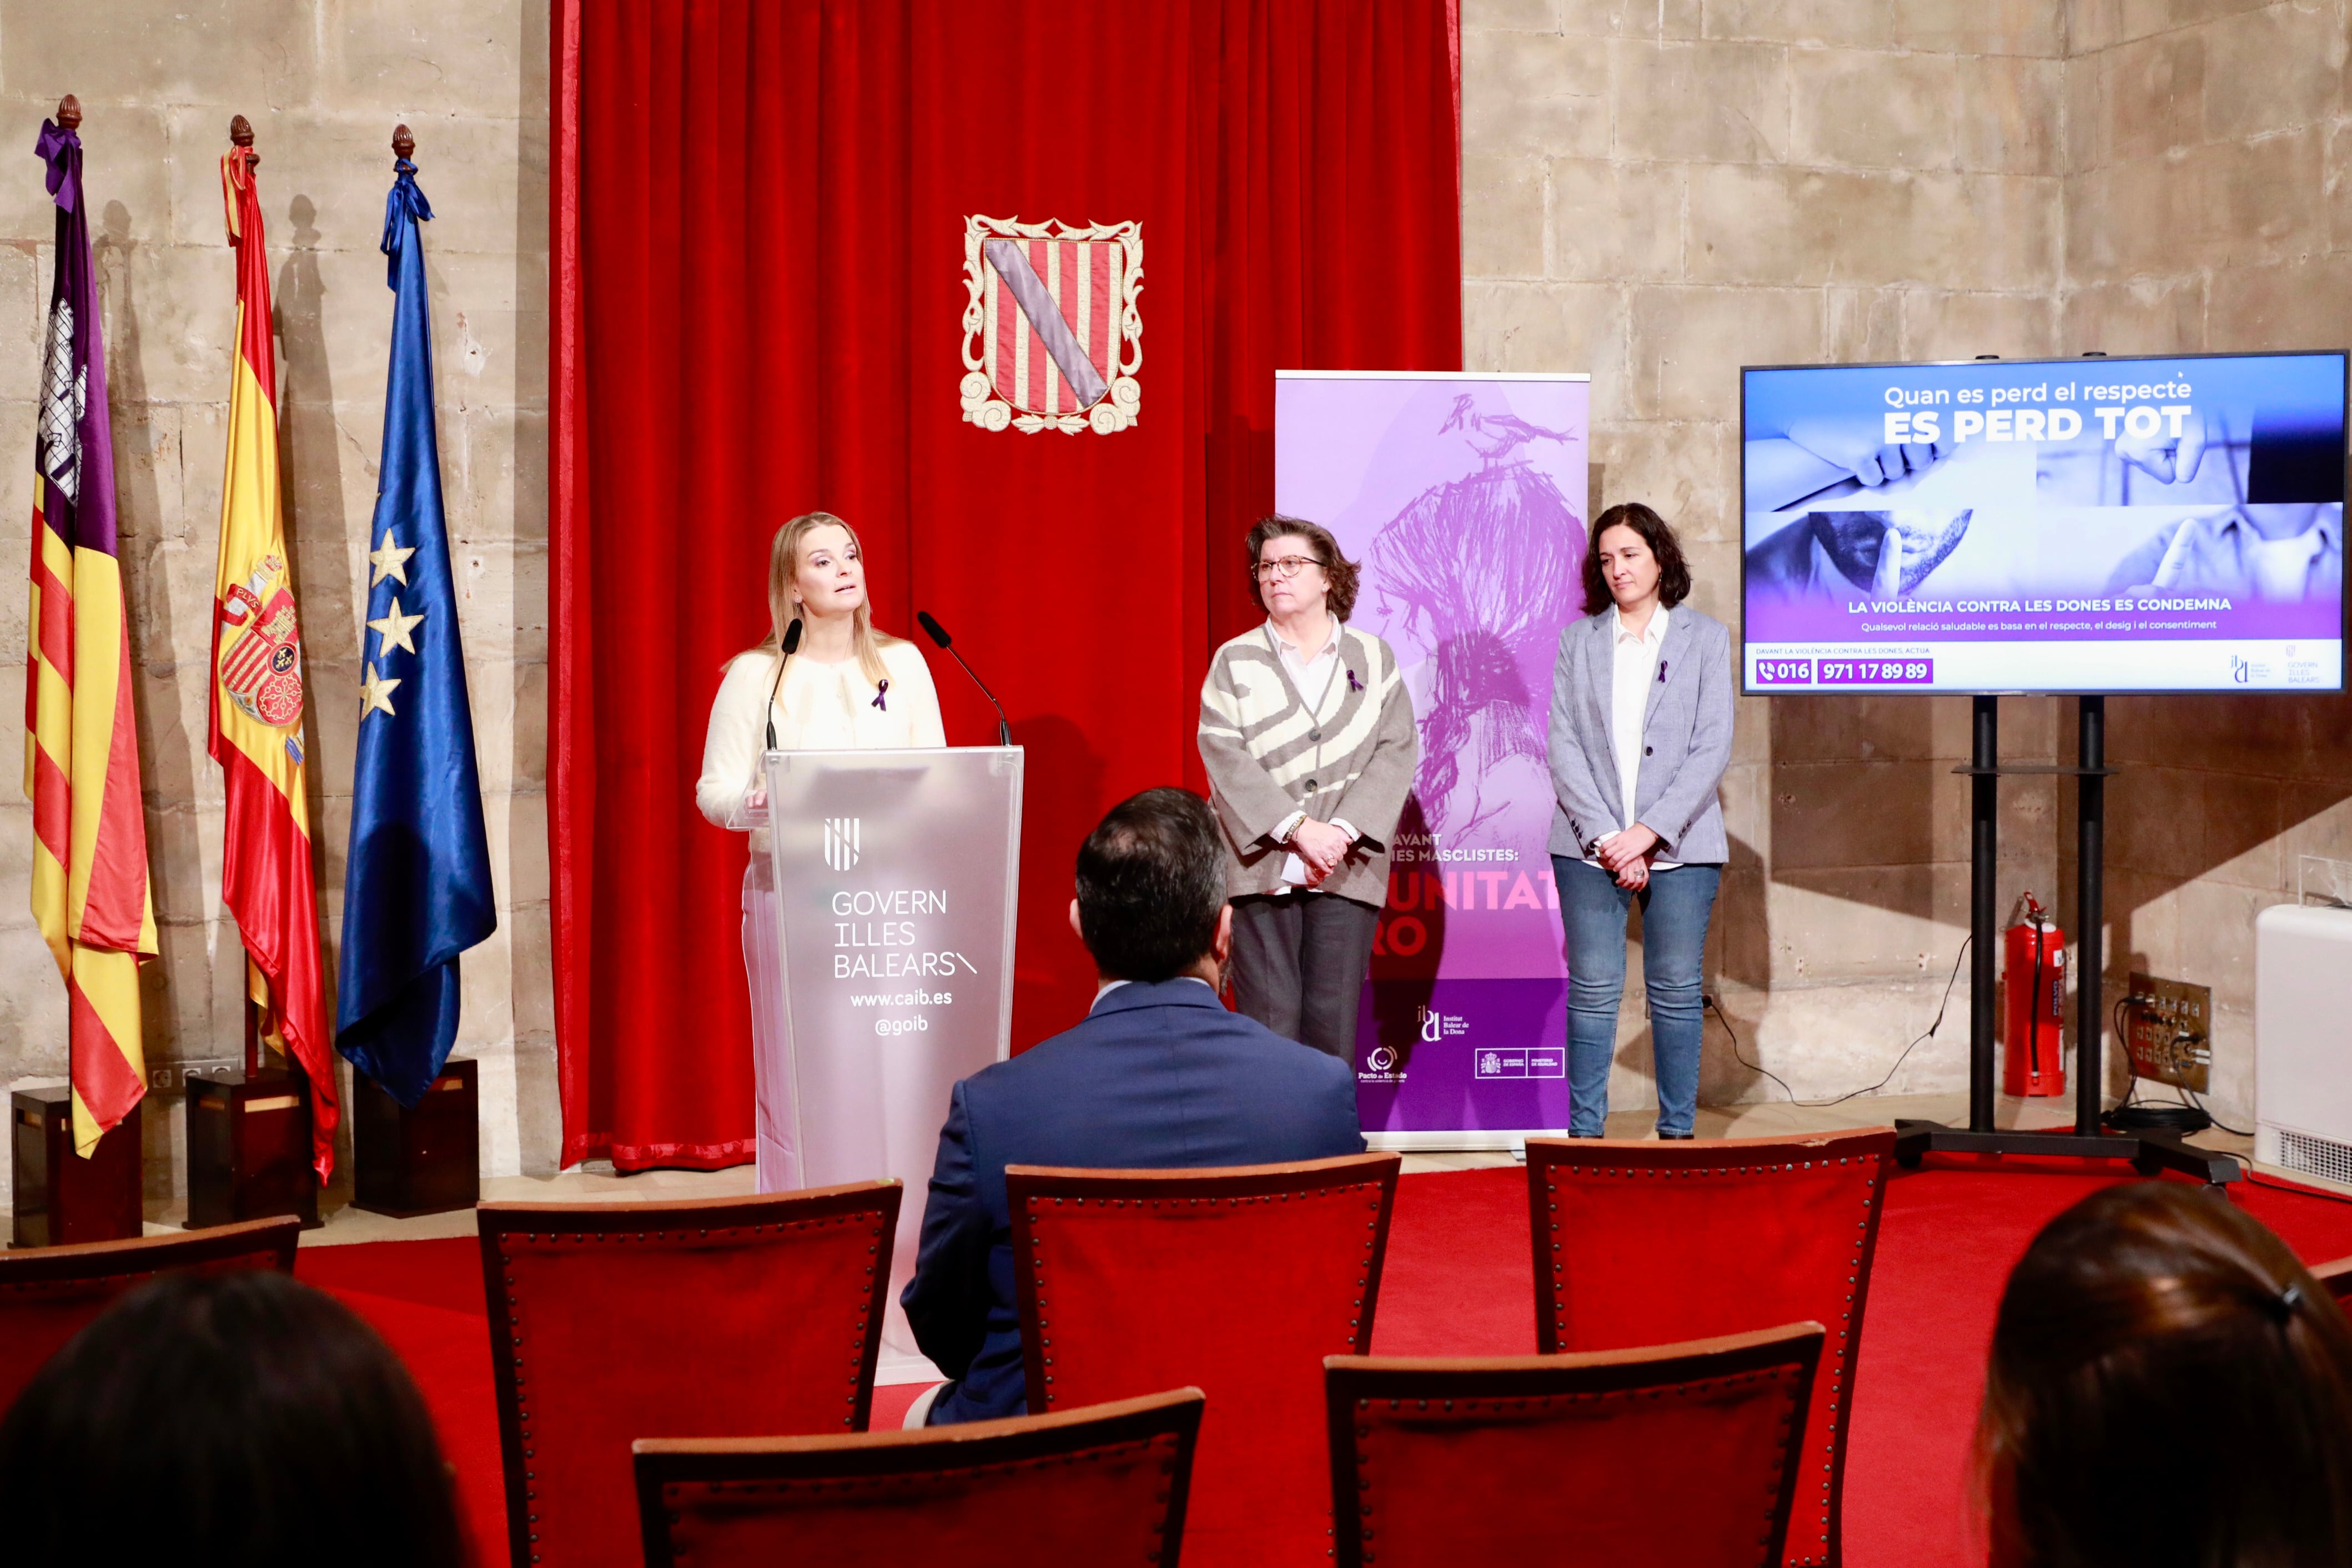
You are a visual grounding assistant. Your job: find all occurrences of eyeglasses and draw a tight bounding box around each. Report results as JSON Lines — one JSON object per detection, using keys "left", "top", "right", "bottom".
{"left": 1253, "top": 555, "right": 1321, "bottom": 582}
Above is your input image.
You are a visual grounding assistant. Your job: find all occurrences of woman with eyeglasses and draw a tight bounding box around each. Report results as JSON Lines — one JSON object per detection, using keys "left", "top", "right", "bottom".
{"left": 1198, "top": 516, "right": 1418, "bottom": 1064}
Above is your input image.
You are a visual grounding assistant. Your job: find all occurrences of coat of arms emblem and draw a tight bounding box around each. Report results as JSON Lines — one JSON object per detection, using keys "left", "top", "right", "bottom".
{"left": 217, "top": 552, "right": 305, "bottom": 727}
{"left": 960, "top": 214, "right": 1142, "bottom": 435}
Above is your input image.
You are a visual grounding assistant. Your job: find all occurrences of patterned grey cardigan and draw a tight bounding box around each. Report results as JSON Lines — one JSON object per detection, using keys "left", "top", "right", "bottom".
{"left": 1197, "top": 623, "right": 1420, "bottom": 909}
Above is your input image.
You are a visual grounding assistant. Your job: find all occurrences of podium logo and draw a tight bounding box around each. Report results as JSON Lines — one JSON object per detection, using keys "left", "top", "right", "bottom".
{"left": 824, "top": 817, "right": 861, "bottom": 872}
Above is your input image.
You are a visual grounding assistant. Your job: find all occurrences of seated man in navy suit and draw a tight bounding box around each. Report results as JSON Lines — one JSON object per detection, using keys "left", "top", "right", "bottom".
{"left": 901, "top": 786, "right": 1364, "bottom": 1426}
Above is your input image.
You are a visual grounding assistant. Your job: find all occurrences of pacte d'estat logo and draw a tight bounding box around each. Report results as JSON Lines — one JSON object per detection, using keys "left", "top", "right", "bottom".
{"left": 960, "top": 214, "right": 1142, "bottom": 435}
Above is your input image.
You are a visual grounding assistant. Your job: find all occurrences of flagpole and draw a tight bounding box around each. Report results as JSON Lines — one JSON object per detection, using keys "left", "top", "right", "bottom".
{"left": 338, "top": 119, "right": 496, "bottom": 1117}
{"left": 202, "top": 109, "right": 338, "bottom": 1207}
{"left": 229, "top": 112, "right": 264, "bottom": 1088}
{"left": 22, "top": 89, "right": 157, "bottom": 1237}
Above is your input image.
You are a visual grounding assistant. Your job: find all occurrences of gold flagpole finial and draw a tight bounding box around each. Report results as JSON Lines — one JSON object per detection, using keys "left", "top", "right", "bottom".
{"left": 392, "top": 123, "right": 414, "bottom": 159}
{"left": 56, "top": 95, "right": 81, "bottom": 130}
{"left": 229, "top": 114, "right": 257, "bottom": 167}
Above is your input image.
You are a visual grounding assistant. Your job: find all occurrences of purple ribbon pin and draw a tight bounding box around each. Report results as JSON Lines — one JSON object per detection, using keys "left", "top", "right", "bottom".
{"left": 1346, "top": 668, "right": 1362, "bottom": 693}
{"left": 872, "top": 679, "right": 889, "bottom": 712}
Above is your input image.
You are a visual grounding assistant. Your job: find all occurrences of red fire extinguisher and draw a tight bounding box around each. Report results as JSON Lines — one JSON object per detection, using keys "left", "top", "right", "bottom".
{"left": 2003, "top": 892, "right": 2066, "bottom": 1098}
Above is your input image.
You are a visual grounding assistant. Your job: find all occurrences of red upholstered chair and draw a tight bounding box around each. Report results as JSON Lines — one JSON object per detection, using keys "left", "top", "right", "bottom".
{"left": 2314, "top": 1253, "right": 2352, "bottom": 1303}
{"left": 477, "top": 1181, "right": 901, "bottom": 1568}
{"left": 1007, "top": 1153, "right": 1401, "bottom": 1568}
{"left": 0, "top": 1215, "right": 299, "bottom": 1414}
{"left": 632, "top": 1386, "right": 1205, "bottom": 1568}
{"left": 1526, "top": 1128, "right": 1896, "bottom": 1568}
{"left": 1324, "top": 1322, "right": 1826, "bottom": 1567}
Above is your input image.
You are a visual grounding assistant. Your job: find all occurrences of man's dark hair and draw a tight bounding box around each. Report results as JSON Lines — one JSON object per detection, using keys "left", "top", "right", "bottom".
{"left": 0, "top": 1269, "right": 463, "bottom": 1568}
{"left": 1582, "top": 501, "right": 1693, "bottom": 616}
{"left": 1075, "top": 788, "right": 1228, "bottom": 982}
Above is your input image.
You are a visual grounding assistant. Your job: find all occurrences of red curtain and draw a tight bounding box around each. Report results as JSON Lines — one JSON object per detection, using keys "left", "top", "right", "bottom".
{"left": 550, "top": 0, "right": 1461, "bottom": 1170}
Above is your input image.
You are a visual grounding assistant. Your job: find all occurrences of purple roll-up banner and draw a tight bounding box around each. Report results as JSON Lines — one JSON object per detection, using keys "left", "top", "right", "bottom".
{"left": 1275, "top": 372, "right": 1590, "bottom": 1149}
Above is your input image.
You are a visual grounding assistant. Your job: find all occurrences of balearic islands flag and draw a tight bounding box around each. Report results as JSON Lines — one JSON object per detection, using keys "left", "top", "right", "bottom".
{"left": 210, "top": 139, "right": 338, "bottom": 1180}
{"left": 24, "top": 113, "right": 156, "bottom": 1156}
{"left": 337, "top": 147, "right": 495, "bottom": 1105}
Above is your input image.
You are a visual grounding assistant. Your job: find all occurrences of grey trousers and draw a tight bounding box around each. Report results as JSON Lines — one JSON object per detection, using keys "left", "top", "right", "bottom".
{"left": 1229, "top": 892, "right": 1379, "bottom": 1061}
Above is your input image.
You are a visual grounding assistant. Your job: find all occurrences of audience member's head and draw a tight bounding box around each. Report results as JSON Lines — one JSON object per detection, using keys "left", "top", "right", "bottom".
{"left": 0, "top": 1268, "right": 463, "bottom": 1568}
{"left": 1071, "top": 787, "right": 1230, "bottom": 983}
{"left": 1976, "top": 1181, "right": 2352, "bottom": 1568}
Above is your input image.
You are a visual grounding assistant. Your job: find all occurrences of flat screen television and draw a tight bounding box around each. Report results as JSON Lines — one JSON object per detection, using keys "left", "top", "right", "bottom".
{"left": 1740, "top": 350, "right": 2348, "bottom": 695}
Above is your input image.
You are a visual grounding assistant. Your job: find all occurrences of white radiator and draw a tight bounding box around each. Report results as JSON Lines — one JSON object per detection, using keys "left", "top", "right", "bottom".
{"left": 2255, "top": 902, "right": 2352, "bottom": 1184}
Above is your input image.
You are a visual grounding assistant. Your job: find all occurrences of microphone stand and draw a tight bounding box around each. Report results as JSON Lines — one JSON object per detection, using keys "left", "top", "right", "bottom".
{"left": 917, "top": 611, "right": 1013, "bottom": 746}
{"left": 765, "top": 617, "right": 801, "bottom": 751}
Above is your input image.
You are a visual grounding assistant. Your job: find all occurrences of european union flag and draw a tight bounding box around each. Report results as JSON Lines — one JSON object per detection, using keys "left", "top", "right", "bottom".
{"left": 337, "top": 151, "right": 495, "bottom": 1107}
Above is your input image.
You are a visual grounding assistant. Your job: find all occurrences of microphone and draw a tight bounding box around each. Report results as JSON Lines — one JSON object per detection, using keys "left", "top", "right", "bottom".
{"left": 917, "top": 610, "right": 1013, "bottom": 746}
{"left": 765, "top": 617, "right": 801, "bottom": 752}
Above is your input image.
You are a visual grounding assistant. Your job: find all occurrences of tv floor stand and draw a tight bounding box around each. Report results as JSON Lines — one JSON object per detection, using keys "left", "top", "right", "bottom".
{"left": 1891, "top": 695, "right": 2242, "bottom": 1185}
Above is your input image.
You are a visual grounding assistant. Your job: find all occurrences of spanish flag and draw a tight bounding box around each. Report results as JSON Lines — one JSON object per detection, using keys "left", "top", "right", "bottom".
{"left": 211, "top": 140, "right": 338, "bottom": 1182}
{"left": 25, "top": 114, "right": 155, "bottom": 1157}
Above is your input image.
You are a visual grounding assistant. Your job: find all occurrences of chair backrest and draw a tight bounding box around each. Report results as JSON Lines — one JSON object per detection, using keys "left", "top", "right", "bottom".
{"left": 1526, "top": 1128, "right": 1896, "bottom": 1568}
{"left": 0, "top": 1215, "right": 300, "bottom": 1414}
{"left": 633, "top": 1387, "right": 1206, "bottom": 1568}
{"left": 478, "top": 1181, "right": 901, "bottom": 1568}
{"left": 1325, "top": 1323, "right": 1825, "bottom": 1568}
{"left": 2314, "top": 1254, "right": 2352, "bottom": 1303}
{"left": 1007, "top": 1153, "right": 1400, "bottom": 1568}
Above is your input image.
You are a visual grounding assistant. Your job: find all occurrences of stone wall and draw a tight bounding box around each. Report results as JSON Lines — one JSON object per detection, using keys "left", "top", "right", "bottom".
{"left": 1463, "top": 0, "right": 2349, "bottom": 1128}
{"left": 1461, "top": 0, "right": 2072, "bottom": 1114}
{"left": 2061, "top": 0, "right": 2352, "bottom": 1127}
{"left": 3, "top": 0, "right": 2340, "bottom": 1198}
{"left": 0, "top": 0, "right": 551, "bottom": 1212}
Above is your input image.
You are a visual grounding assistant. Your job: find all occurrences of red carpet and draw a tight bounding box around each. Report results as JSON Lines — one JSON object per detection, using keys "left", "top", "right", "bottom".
{"left": 295, "top": 1164, "right": 2352, "bottom": 1567}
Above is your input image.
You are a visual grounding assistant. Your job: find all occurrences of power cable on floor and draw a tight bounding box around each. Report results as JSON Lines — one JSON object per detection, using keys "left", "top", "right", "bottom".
{"left": 1707, "top": 937, "right": 1972, "bottom": 1109}
{"left": 2183, "top": 1087, "right": 2251, "bottom": 1138}
{"left": 1706, "top": 991, "right": 1794, "bottom": 1103}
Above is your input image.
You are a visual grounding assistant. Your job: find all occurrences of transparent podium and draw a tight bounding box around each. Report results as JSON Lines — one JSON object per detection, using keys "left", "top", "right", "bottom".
{"left": 733, "top": 746, "right": 1023, "bottom": 1381}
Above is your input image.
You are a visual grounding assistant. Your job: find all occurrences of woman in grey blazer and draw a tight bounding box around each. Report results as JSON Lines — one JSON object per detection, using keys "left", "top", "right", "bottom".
{"left": 1547, "top": 502, "right": 1735, "bottom": 1138}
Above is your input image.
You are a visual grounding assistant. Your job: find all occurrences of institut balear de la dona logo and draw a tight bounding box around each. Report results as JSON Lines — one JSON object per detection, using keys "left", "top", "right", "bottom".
{"left": 960, "top": 213, "right": 1142, "bottom": 435}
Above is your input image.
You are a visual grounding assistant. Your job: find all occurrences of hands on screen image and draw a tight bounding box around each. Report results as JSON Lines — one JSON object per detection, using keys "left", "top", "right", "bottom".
{"left": 2112, "top": 405, "right": 2218, "bottom": 487}
{"left": 1746, "top": 509, "right": 1976, "bottom": 604}
{"left": 1778, "top": 416, "right": 1946, "bottom": 488}
{"left": 2107, "top": 504, "right": 2343, "bottom": 600}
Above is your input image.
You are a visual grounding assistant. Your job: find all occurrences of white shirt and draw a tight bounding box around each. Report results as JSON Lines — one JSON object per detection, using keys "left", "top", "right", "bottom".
{"left": 695, "top": 637, "right": 946, "bottom": 847}
{"left": 1264, "top": 619, "right": 1358, "bottom": 888}
{"left": 1588, "top": 605, "right": 1680, "bottom": 872}
{"left": 1273, "top": 617, "right": 1344, "bottom": 712}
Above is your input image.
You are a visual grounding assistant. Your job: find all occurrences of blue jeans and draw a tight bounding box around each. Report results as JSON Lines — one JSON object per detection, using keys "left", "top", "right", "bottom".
{"left": 1552, "top": 857, "right": 1721, "bottom": 1137}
